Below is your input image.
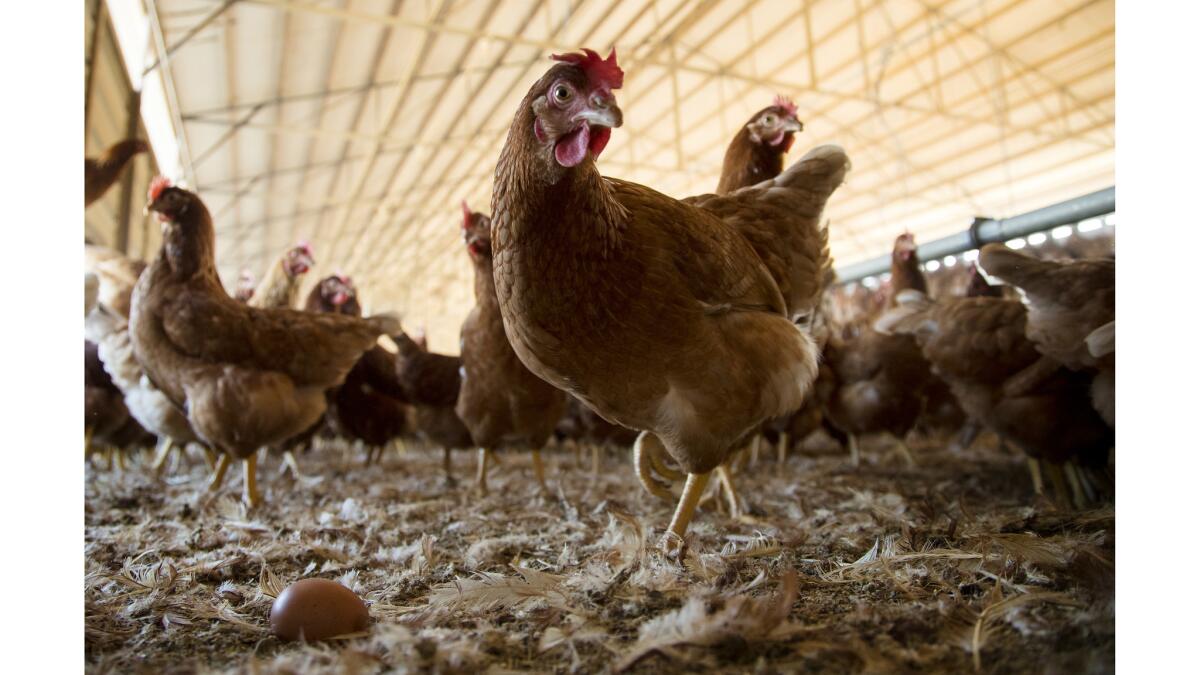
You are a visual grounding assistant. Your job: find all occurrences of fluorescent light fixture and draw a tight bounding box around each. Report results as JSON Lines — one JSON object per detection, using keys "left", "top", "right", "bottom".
{"left": 925, "top": 260, "right": 941, "bottom": 272}
{"left": 962, "top": 249, "right": 979, "bottom": 262}
{"left": 1006, "top": 238, "right": 1027, "bottom": 250}
{"left": 1027, "top": 232, "right": 1047, "bottom": 246}
{"left": 1103, "top": 213, "right": 1116, "bottom": 227}
{"left": 942, "top": 255, "right": 957, "bottom": 267}
{"left": 1077, "top": 218, "right": 1102, "bottom": 233}
{"left": 1051, "top": 225, "right": 1073, "bottom": 239}
{"left": 862, "top": 276, "right": 879, "bottom": 289}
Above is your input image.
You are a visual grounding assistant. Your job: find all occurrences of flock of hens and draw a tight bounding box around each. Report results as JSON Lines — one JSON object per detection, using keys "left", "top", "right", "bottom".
{"left": 84, "top": 48, "right": 1115, "bottom": 555}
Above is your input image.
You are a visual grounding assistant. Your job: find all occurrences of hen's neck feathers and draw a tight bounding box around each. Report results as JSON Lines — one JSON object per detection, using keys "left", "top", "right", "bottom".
{"left": 250, "top": 257, "right": 301, "bottom": 309}
{"left": 160, "top": 198, "right": 222, "bottom": 290}
{"left": 492, "top": 83, "right": 626, "bottom": 259}
{"left": 717, "top": 127, "right": 785, "bottom": 194}
{"left": 890, "top": 255, "right": 928, "bottom": 301}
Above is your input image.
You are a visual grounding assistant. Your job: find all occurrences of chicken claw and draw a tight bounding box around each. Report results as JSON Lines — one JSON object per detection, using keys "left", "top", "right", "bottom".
{"left": 633, "top": 432, "right": 676, "bottom": 503}
{"left": 776, "top": 432, "right": 790, "bottom": 466}
{"left": 662, "top": 472, "right": 713, "bottom": 554}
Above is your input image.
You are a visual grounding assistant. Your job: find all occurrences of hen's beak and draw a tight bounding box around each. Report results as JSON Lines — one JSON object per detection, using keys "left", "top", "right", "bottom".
{"left": 297, "top": 252, "right": 316, "bottom": 270}
{"left": 782, "top": 117, "right": 803, "bottom": 133}
{"left": 576, "top": 92, "right": 623, "bottom": 128}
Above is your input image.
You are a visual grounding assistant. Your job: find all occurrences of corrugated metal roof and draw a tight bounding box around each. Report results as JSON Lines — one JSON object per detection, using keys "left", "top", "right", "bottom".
{"left": 102, "top": 0, "right": 1114, "bottom": 350}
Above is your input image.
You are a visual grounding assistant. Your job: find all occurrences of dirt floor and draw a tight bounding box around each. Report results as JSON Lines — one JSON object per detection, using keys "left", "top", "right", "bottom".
{"left": 84, "top": 432, "right": 1114, "bottom": 674}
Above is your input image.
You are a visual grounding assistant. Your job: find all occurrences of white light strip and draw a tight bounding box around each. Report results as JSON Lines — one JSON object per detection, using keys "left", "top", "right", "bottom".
{"left": 104, "top": 0, "right": 185, "bottom": 183}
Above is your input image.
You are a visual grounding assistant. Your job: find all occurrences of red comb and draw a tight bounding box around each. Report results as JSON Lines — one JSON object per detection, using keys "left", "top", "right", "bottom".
{"left": 550, "top": 48, "right": 624, "bottom": 91}
{"left": 773, "top": 95, "right": 798, "bottom": 117}
{"left": 148, "top": 176, "right": 172, "bottom": 202}
{"left": 295, "top": 240, "right": 314, "bottom": 256}
{"left": 336, "top": 272, "right": 352, "bottom": 285}
{"left": 461, "top": 200, "right": 472, "bottom": 229}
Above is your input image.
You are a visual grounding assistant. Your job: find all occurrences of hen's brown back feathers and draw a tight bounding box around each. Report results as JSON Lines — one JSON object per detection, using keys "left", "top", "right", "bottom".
{"left": 685, "top": 144, "right": 848, "bottom": 322}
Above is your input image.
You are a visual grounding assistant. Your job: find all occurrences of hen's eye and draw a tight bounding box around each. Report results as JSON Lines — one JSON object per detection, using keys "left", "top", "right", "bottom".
{"left": 762, "top": 114, "right": 777, "bottom": 126}
{"left": 553, "top": 85, "right": 572, "bottom": 102}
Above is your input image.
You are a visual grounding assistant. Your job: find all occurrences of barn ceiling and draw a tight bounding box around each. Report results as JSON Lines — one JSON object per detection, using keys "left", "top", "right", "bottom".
{"left": 98, "top": 0, "right": 1115, "bottom": 350}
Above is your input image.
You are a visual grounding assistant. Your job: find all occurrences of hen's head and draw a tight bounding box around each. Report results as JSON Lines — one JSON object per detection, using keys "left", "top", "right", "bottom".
{"left": 318, "top": 273, "right": 359, "bottom": 314}
{"left": 284, "top": 241, "right": 315, "bottom": 277}
{"left": 893, "top": 232, "right": 918, "bottom": 262}
{"left": 965, "top": 263, "right": 1003, "bottom": 298}
{"left": 745, "top": 96, "right": 803, "bottom": 151}
{"left": 145, "top": 176, "right": 194, "bottom": 223}
{"left": 529, "top": 49, "right": 624, "bottom": 169}
{"left": 461, "top": 200, "right": 493, "bottom": 260}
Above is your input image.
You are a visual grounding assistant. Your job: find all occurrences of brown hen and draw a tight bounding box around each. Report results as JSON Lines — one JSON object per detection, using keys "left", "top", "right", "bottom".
{"left": 456, "top": 203, "right": 567, "bottom": 495}
{"left": 490, "top": 49, "right": 848, "bottom": 548}
{"left": 877, "top": 292, "right": 1113, "bottom": 506}
{"left": 978, "top": 243, "right": 1115, "bottom": 427}
{"left": 392, "top": 331, "right": 472, "bottom": 485}
{"left": 130, "top": 179, "right": 398, "bottom": 505}
{"left": 715, "top": 96, "right": 803, "bottom": 194}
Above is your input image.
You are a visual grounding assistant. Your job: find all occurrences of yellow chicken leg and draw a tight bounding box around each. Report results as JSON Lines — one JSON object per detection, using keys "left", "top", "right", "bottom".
{"left": 475, "top": 448, "right": 493, "bottom": 496}
{"left": 531, "top": 449, "right": 550, "bottom": 494}
{"left": 442, "top": 447, "right": 456, "bottom": 487}
{"left": 716, "top": 464, "right": 742, "bottom": 519}
{"left": 662, "top": 472, "right": 712, "bottom": 553}
{"left": 894, "top": 436, "right": 917, "bottom": 468}
{"left": 281, "top": 450, "right": 304, "bottom": 479}
{"left": 152, "top": 437, "right": 175, "bottom": 477}
{"left": 242, "top": 455, "right": 260, "bottom": 508}
{"left": 776, "top": 432, "right": 790, "bottom": 466}
{"left": 848, "top": 435, "right": 862, "bottom": 467}
{"left": 749, "top": 435, "right": 761, "bottom": 466}
{"left": 208, "top": 454, "right": 231, "bottom": 492}
{"left": 1027, "top": 458, "right": 1045, "bottom": 495}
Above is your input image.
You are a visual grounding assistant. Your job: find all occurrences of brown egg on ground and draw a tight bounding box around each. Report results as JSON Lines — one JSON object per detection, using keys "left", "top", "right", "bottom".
{"left": 269, "top": 578, "right": 370, "bottom": 642}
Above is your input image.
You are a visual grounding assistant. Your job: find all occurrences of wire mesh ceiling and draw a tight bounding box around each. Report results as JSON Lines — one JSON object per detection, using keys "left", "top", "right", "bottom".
{"left": 141, "top": 0, "right": 1113, "bottom": 349}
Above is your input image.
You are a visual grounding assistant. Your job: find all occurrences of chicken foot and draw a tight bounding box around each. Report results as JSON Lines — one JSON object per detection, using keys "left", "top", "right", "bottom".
{"left": 633, "top": 432, "right": 677, "bottom": 502}
{"left": 662, "top": 472, "right": 713, "bottom": 554}
{"left": 776, "top": 432, "right": 790, "bottom": 466}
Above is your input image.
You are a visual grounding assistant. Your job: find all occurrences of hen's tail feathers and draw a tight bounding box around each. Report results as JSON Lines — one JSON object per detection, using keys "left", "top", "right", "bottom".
{"left": 873, "top": 290, "right": 934, "bottom": 336}
{"left": 976, "top": 242, "right": 1045, "bottom": 287}
{"left": 365, "top": 312, "right": 402, "bottom": 336}
{"left": 1086, "top": 320, "right": 1115, "bottom": 358}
